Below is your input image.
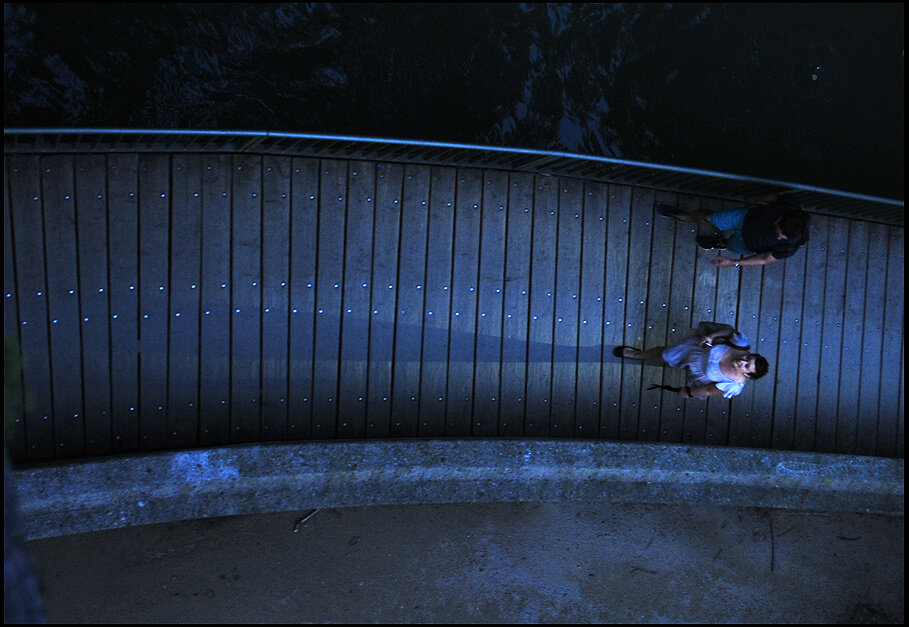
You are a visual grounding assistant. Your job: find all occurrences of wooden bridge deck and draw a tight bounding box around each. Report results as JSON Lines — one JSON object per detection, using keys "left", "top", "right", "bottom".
{"left": 4, "top": 152, "right": 904, "bottom": 464}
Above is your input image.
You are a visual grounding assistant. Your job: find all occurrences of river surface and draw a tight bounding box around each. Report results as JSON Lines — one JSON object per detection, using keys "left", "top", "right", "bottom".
{"left": 3, "top": 3, "right": 904, "bottom": 200}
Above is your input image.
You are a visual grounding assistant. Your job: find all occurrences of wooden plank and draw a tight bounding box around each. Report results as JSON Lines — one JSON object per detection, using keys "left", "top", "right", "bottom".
{"left": 525, "top": 175, "right": 559, "bottom": 437}
{"left": 683, "top": 197, "right": 719, "bottom": 445}
{"left": 137, "top": 153, "right": 170, "bottom": 450}
{"left": 876, "top": 226, "right": 904, "bottom": 457}
{"left": 4, "top": 158, "right": 28, "bottom": 462}
{"left": 771, "top": 234, "right": 807, "bottom": 450}
{"left": 391, "top": 165, "right": 430, "bottom": 437}
{"left": 199, "top": 154, "right": 233, "bottom": 446}
{"left": 659, "top": 193, "right": 698, "bottom": 443}
{"left": 106, "top": 153, "right": 140, "bottom": 453}
{"left": 897, "top": 345, "right": 905, "bottom": 459}
{"left": 446, "top": 168, "right": 482, "bottom": 436}
{"left": 260, "top": 156, "right": 292, "bottom": 441}
{"left": 549, "top": 178, "right": 583, "bottom": 438}
{"left": 42, "top": 154, "right": 84, "bottom": 457}
{"left": 366, "top": 162, "right": 402, "bottom": 437}
{"left": 287, "top": 157, "right": 321, "bottom": 440}
{"left": 166, "top": 154, "right": 202, "bottom": 449}
{"left": 705, "top": 198, "right": 741, "bottom": 446}
{"left": 337, "top": 160, "right": 376, "bottom": 439}
{"left": 574, "top": 181, "right": 608, "bottom": 438}
{"left": 815, "top": 217, "right": 849, "bottom": 453}
{"left": 418, "top": 166, "right": 456, "bottom": 437}
{"left": 599, "top": 184, "right": 632, "bottom": 439}
{"left": 74, "top": 154, "right": 113, "bottom": 455}
{"left": 793, "top": 215, "right": 828, "bottom": 451}
{"left": 638, "top": 191, "right": 675, "bottom": 442}
{"left": 472, "top": 170, "right": 509, "bottom": 436}
{"left": 751, "top": 254, "right": 785, "bottom": 450}
{"left": 311, "top": 159, "right": 347, "bottom": 438}
{"left": 727, "top": 202, "right": 767, "bottom": 449}
{"left": 835, "top": 220, "right": 870, "bottom": 454}
{"left": 229, "top": 153, "right": 263, "bottom": 443}
{"left": 619, "top": 188, "right": 654, "bottom": 440}
{"left": 8, "top": 155, "right": 55, "bottom": 461}
{"left": 855, "top": 223, "right": 888, "bottom": 456}
{"left": 499, "top": 172, "right": 534, "bottom": 437}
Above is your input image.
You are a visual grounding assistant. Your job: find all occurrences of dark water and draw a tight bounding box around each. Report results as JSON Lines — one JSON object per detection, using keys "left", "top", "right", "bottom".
{"left": 4, "top": 3, "right": 904, "bottom": 200}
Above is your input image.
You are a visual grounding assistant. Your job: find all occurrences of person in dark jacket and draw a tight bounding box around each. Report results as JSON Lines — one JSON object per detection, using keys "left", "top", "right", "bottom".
{"left": 657, "top": 193, "right": 810, "bottom": 269}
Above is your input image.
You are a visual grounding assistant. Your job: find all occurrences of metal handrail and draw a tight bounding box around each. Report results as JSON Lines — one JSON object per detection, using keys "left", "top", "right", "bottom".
{"left": 4, "top": 128, "right": 903, "bottom": 226}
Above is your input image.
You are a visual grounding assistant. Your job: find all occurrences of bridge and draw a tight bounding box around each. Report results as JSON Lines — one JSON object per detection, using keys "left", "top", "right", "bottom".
{"left": 4, "top": 130, "right": 903, "bottom": 539}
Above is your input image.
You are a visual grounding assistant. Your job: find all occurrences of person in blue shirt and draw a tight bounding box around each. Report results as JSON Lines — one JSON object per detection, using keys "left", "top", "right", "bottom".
{"left": 657, "top": 193, "right": 810, "bottom": 269}
{"left": 613, "top": 322, "right": 769, "bottom": 399}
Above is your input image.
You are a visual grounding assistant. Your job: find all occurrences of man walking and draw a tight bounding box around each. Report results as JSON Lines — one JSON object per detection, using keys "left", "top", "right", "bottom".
{"left": 657, "top": 193, "right": 810, "bottom": 268}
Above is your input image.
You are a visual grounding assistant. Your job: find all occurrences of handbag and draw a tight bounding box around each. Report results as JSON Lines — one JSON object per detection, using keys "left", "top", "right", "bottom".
{"left": 693, "top": 321, "right": 750, "bottom": 350}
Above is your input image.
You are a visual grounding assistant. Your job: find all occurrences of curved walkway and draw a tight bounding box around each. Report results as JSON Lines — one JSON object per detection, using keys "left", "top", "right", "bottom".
{"left": 5, "top": 151, "right": 904, "bottom": 463}
{"left": 14, "top": 439, "right": 903, "bottom": 540}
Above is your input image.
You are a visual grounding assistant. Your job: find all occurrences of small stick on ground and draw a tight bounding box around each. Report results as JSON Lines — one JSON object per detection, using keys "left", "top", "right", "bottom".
{"left": 293, "top": 509, "right": 320, "bottom": 532}
{"left": 769, "top": 515, "right": 775, "bottom": 573}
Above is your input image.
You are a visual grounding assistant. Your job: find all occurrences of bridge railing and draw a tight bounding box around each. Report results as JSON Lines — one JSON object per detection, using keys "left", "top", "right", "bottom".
{"left": 4, "top": 128, "right": 903, "bottom": 226}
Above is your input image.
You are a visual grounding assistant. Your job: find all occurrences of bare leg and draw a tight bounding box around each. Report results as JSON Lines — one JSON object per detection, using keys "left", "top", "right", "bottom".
{"left": 674, "top": 210, "right": 713, "bottom": 225}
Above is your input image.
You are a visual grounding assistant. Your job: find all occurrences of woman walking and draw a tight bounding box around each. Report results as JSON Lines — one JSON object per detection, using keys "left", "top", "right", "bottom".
{"left": 614, "top": 322, "right": 769, "bottom": 399}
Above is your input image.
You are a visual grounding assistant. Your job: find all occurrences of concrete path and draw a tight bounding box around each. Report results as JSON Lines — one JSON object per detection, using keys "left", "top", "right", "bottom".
{"left": 27, "top": 500, "right": 903, "bottom": 623}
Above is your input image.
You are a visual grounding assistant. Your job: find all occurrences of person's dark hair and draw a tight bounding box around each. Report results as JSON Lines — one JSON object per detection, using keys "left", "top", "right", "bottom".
{"left": 748, "top": 354, "right": 770, "bottom": 380}
{"left": 778, "top": 210, "right": 810, "bottom": 239}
